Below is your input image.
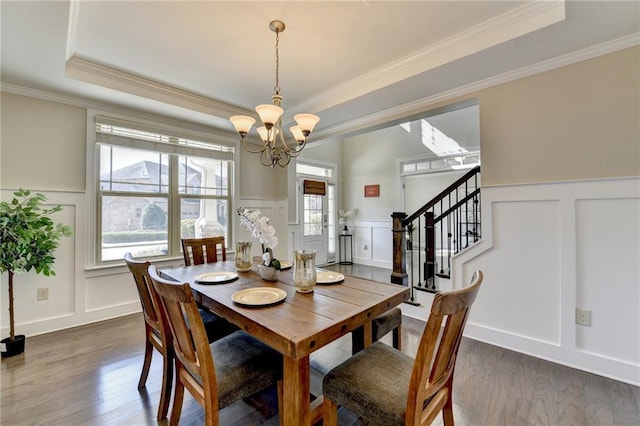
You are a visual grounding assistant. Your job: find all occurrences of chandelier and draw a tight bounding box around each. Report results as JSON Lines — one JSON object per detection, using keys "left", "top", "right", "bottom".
{"left": 230, "top": 20, "right": 320, "bottom": 168}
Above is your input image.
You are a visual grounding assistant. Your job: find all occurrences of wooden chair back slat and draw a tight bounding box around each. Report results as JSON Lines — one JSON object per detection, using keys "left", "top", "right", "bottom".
{"left": 181, "top": 237, "right": 226, "bottom": 266}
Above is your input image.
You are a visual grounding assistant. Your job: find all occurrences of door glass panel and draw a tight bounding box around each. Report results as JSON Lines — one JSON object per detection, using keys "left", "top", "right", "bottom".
{"left": 303, "top": 194, "right": 323, "bottom": 236}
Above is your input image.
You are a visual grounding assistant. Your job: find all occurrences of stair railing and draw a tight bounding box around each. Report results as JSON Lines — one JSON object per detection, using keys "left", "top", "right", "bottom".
{"left": 392, "top": 166, "right": 481, "bottom": 302}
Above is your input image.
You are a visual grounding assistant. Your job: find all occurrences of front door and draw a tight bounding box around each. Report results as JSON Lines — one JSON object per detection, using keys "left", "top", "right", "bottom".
{"left": 300, "top": 180, "right": 328, "bottom": 265}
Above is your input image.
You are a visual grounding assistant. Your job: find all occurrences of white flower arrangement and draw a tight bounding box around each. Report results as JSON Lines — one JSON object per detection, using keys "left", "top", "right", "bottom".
{"left": 237, "top": 208, "right": 280, "bottom": 269}
{"left": 338, "top": 208, "right": 358, "bottom": 229}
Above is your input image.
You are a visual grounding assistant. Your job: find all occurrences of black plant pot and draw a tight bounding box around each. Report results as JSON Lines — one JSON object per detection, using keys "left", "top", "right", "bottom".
{"left": 1, "top": 335, "right": 26, "bottom": 358}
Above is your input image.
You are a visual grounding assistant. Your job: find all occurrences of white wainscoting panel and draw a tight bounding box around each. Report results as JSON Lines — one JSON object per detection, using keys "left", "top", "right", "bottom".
{"left": 352, "top": 220, "right": 393, "bottom": 268}
{"left": 85, "top": 271, "right": 139, "bottom": 312}
{"left": 575, "top": 197, "right": 639, "bottom": 363}
{"left": 448, "top": 177, "right": 640, "bottom": 385}
{"left": 471, "top": 199, "right": 561, "bottom": 345}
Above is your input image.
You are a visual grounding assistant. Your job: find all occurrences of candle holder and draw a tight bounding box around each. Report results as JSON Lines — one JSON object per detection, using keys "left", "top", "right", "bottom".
{"left": 235, "top": 241, "right": 253, "bottom": 272}
{"left": 293, "top": 250, "right": 316, "bottom": 293}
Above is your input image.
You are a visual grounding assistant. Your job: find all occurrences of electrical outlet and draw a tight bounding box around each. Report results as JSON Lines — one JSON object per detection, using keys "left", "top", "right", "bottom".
{"left": 37, "top": 287, "right": 49, "bottom": 301}
{"left": 575, "top": 308, "right": 592, "bottom": 326}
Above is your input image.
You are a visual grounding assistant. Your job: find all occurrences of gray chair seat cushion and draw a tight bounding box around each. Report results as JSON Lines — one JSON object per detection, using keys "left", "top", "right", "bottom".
{"left": 372, "top": 307, "right": 402, "bottom": 341}
{"left": 199, "top": 308, "right": 239, "bottom": 343}
{"left": 323, "top": 341, "right": 413, "bottom": 426}
{"left": 211, "top": 331, "right": 283, "bottom": 409}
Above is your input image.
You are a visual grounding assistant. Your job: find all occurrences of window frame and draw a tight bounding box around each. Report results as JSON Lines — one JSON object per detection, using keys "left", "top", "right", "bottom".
{"left": 87, "top": 109, "right": 239, "bottom": 267}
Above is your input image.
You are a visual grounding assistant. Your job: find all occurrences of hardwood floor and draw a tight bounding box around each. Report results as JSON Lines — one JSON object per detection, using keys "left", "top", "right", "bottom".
{"left": 2, "top": 265, "right": 639, "bottom": 425}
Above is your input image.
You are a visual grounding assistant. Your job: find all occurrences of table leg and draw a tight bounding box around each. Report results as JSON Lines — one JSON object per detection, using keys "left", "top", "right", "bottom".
{"left": 363, "top": 321, "right": 373, "bottom": 347}
{"left": 282, "top": 356, "right": 310, "bottom": 426}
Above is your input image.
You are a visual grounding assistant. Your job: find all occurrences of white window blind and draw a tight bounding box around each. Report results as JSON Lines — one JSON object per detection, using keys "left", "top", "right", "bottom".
{"left": 95, "top": 115, "right": 234, "bottom": 160}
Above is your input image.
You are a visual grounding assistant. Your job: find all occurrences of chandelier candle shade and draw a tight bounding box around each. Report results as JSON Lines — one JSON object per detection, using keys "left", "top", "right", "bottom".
{"left": 230, "top": 20, "right": 320, "bottom": 168}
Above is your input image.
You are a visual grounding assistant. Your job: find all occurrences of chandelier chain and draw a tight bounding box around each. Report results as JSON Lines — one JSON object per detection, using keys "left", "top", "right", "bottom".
{"left": 274, "top": 29, "right": 281, "bottom": 95}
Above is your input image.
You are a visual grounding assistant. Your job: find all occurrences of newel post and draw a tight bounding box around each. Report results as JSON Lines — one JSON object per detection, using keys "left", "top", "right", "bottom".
{"left": 391, "top": 212, "right": 408, "bottom": 286}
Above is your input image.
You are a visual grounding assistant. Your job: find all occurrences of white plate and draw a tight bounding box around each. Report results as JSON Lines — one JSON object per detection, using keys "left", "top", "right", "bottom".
{"left": 194, "top": 271, "right": 238, "bottom": 284}
{"left": 232, "top": 287, "right": 287, "bottom": 306}
{"left": 316, "top": 270, "right": 345, "bottom": 284}
{"left": 279, "top": 261, "right": 293, "bottom": 270}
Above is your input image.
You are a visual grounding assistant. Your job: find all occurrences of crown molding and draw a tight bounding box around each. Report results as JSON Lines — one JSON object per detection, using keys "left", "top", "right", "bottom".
{"left": 64, "top": 55, "right": 252, "bottom": 119}
{"left": 314, "top": 33, "right": 640, "bottom": 141}
{"left": 293, "top": 0, "right": 566, "bottom": 114}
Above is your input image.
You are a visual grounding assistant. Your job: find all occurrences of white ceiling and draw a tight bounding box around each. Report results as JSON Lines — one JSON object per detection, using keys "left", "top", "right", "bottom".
{"left": 1, "top": 1, "right": 638, "bottom": 141}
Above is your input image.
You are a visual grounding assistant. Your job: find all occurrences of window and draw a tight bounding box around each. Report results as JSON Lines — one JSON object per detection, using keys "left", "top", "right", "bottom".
{"left": 296, "top": 162, "right": 332, "bottom": 178}
{"left": 95, "top": 117, "right": 234, "bottom": 263}
{"left": 400, "top": 152, "right": 480, "bottom": 176}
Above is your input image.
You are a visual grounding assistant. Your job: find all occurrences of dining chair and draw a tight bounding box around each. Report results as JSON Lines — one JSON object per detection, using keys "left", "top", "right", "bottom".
{"left": 124, "top": 253, "right": 237, "bottom": 421}
{"left": 352, "top": 307, "right": 402, "bottom": 354}
{"left": 147, "top": 266, "right": 283, "bottom": 426}
{"left": 181, "top": 236, "right": 226, "bottom": 266}
{"left": 323, "top": 271, "right": 483, "bottom": 426}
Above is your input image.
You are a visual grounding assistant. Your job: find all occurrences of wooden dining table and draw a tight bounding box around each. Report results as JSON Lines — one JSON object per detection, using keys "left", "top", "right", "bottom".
{"left": 159, "top": 259, "right": 409, "bottom": 426}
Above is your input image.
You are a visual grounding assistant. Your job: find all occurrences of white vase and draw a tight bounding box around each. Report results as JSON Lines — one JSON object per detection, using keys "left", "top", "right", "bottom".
{"left": 258, "top": 264, "right": 279, "bottom": 281}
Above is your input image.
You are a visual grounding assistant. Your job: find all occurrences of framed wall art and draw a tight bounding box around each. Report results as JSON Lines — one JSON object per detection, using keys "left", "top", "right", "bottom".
{"left": 364, "top": 184, "right": 380, "bottom": 197}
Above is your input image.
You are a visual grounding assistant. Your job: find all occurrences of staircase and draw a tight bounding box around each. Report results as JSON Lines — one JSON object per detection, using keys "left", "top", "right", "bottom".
{"left": 391, "top": 166, "right": 481, "bottom": 303}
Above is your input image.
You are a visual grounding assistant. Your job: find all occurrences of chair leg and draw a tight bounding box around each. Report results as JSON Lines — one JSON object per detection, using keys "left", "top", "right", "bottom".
{"left": 169, "top": 375, "right": 185, "bottom": 426}
{"left": 323, "top": 395, "right": 339, "bottom": 426}
{"left": 392, "top": 325, "right": 402, "bottom": 351}
{"left": 138, "top": 334, "right": 153, "bottom": 388}
{"left": 156, "top": 351, "right": 173, "bottom": 421}
{"left": 442, "top": 384, "right": 455, "bottom": 426}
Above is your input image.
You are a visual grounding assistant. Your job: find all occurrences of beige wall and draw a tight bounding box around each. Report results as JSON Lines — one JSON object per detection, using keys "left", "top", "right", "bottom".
{"left": 299, "top": 138, "right": 344, "bottom": 165}
{"left": 238, "top": 147, "right": 287, "bottom": 200}
{"left": 342, "top": 125, "right": 424, "bottom": 221}
{"left": 479, "top": 46, "right": 639, "bottom": 185}
{"left": 1, "top": 92, "right": 86, "bottom": 192}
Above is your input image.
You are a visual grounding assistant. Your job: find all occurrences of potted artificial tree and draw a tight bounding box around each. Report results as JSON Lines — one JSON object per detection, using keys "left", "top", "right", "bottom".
{"left": 0, "top": 189, "right": 72, "bottom": 357}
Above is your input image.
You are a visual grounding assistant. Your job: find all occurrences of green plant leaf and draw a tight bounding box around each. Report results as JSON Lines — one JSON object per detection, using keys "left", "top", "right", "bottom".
{"left": 0, "top": 188, "right": 72, "bottom": 276}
